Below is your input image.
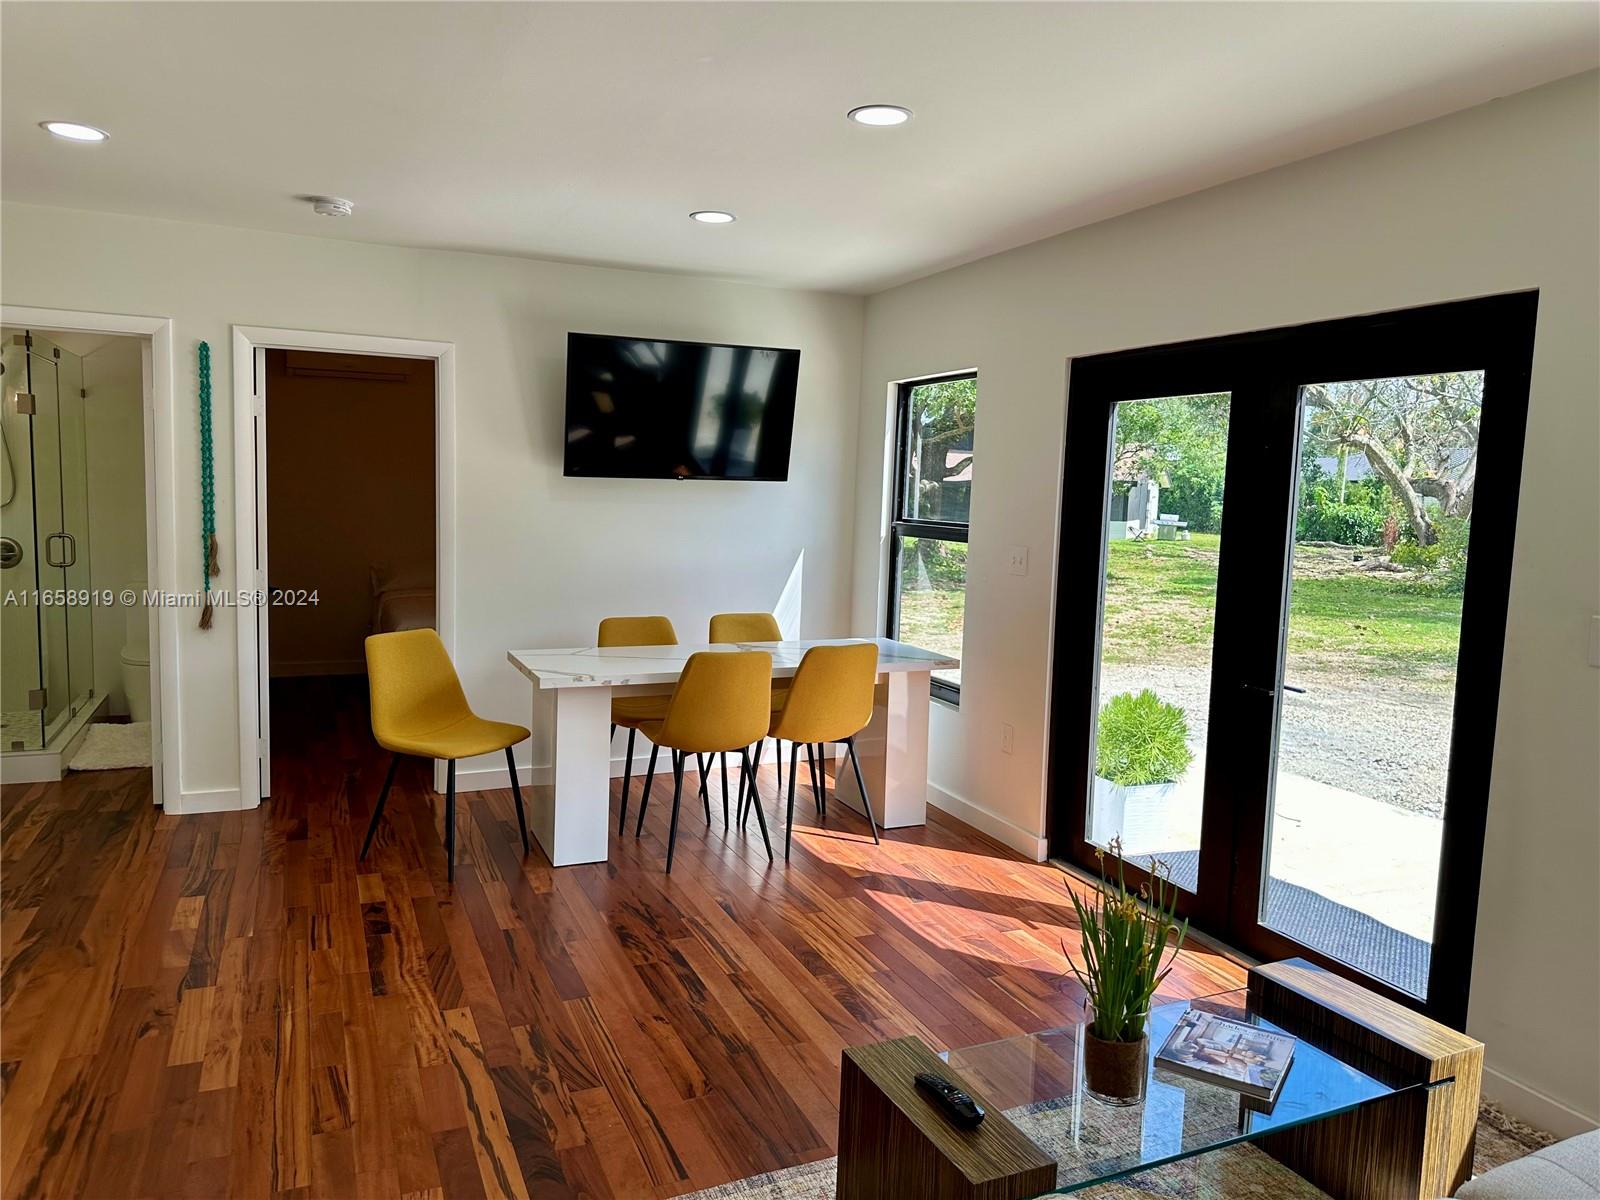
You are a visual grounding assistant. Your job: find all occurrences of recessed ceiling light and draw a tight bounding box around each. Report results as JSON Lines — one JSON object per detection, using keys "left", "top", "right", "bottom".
{"left": 847, "top": 105, "right": 912, "bottom": 127}
{"left": 40, "top": 121, "right": 108, "bottom": 143}
{"left": 690, "top": 210, "right": 736, "bottom": 224}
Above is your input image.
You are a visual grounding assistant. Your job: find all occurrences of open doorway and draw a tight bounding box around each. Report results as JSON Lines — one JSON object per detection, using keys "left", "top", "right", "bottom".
{"left": 260, "top": 348, "right": 436, "bottom": 783}
{"left": 1, "top": 327, "right": 155, "bottom": 783}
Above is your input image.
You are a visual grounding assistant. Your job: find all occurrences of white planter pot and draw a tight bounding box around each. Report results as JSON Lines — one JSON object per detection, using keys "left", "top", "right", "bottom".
{"left": 1089, "top": 776, "right": 1179, "bottom": 858}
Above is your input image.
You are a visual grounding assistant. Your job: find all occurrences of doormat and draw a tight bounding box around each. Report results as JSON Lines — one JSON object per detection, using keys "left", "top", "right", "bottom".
{"left": 67, "top": 722, "right": 152, "bottom": 771}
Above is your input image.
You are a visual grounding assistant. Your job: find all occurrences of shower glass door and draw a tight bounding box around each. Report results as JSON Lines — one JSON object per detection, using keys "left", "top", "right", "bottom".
{"left": 0, "top": 331, "right": 96, "bottom": 750}
{"left": 0, "top": 336, "right": 45, "bottom": 749}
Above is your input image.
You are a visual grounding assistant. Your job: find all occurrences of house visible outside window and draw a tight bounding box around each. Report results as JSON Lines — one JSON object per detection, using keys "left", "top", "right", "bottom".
{"left": 885, "top": 373, "right": 975, "bottom": 704}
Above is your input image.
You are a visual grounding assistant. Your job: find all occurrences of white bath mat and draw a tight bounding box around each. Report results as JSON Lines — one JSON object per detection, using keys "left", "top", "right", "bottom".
{"left": 68, "top": 722, "right": 153, "bottom": 771}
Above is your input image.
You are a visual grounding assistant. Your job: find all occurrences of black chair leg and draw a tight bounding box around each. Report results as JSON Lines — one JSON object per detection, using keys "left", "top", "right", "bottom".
{"left": 360, "top": 753, "right": 401, "bottom": 860}
{"left": 805, "top": 743, "right": 821, "bottom": 815}
{"left": 619, "top": 727, "right": 637, "bottom": 836}
{"left": 720, "top": 752, "right": 730, "bottom": 828}
{"left": 636, "top": 742, "right": 660, "bottom": 837}
{"left": 504, "top": 747, "right": 529, "bottom": 855}
{"left": 697, "top": 754, "right": 711, "bottom": 825}
{"left": 775, "top": 740, "right": 783, "bottom": 797}
{"left": 444, "top": 759, "right": 458, "bottom": 883}
{"left": 816, "top": 744, "right": 828, "bottom": 817}
{"left": 846, "top": 737, "right": 881, "bottom": 845}
{"left": 665, "top": 751, "right": 685, "bottom": 874}
{"left": 742, "top": 746, "right": 774, "bottom": 862}
{"left": 784, "top": 742, "right": 800, "bottom": 862}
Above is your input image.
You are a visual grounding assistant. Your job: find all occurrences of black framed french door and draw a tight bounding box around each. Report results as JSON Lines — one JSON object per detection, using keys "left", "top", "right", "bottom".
{"left": 1048, "top": 293, "right": 1538, "bottom": 1028}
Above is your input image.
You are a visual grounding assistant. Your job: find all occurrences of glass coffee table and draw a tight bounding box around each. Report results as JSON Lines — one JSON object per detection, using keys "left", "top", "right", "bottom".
{"left": 836, "top": 962, "right": 1482, "bottom": 1200}
{"left": 939, "top": 990, "right": 1427, "bottom": 1195}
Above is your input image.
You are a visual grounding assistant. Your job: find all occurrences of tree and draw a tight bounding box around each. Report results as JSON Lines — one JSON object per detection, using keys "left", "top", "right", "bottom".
{"left": 1112, "top": 394, "right": 1230, "bottom": 531}
{"left": 907, "top": 377, "right": 976, "bottom": 521}
{"left": 1301, "top": 374, "right": 1481, "bottom": 545}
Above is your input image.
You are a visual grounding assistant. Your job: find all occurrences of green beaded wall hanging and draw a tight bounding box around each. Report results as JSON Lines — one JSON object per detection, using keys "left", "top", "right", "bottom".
{"left": 198, "top": 341, "right": 220, "bottom": 629}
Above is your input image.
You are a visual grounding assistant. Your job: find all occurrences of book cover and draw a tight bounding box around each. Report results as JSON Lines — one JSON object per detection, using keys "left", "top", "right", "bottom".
{"left": 1153, "top": 1008, "right": 1296, "bottom": 1101}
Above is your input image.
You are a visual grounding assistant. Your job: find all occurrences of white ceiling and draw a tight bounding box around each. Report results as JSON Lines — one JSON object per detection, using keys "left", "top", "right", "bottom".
{"left": 3, "top": 2, "right": 1595, "bottom": 294}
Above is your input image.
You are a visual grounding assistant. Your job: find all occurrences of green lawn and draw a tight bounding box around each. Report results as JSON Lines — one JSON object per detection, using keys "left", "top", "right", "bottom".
{"left": 897, "top": 532, "right": 1465, "bottom": 683}
{"left": 1103, "top": 533, "right": 1465, "bottom": 678}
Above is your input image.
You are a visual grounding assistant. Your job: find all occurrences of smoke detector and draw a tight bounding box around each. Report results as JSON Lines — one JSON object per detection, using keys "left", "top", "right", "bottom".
{"left": 308, "top": 196, "right": 354, "bottom": 217}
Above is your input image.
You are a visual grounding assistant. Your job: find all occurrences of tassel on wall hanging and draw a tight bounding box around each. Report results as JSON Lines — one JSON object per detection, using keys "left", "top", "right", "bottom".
{"left": 198, "top": 341, "right": 220, "bottom": 629}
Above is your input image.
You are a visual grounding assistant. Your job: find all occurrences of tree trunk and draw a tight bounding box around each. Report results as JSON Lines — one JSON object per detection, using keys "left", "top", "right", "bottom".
{"left": 1347, "top": 430, "right": 1435, "bottom": 545}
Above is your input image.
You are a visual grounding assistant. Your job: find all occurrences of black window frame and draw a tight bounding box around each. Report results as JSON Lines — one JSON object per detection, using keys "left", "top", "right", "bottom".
{"left": 885, "top": 371, "right": 976, "bottom": 707}
{"left": 1046, "top": 292, "right": 1538, "bottom": 1029}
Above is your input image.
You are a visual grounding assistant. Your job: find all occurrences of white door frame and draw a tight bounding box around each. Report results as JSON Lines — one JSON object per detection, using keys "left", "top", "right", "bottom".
{"left": 231, "top": 326, "right": 455, "bottom": 807}
{"left": 1, "top": 305, "right": 179, "bottom": 809}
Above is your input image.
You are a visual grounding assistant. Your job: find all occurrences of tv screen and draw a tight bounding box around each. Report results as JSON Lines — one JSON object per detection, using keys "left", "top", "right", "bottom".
{"left": 563, "top": 333, "right": 800, "bottom": 480}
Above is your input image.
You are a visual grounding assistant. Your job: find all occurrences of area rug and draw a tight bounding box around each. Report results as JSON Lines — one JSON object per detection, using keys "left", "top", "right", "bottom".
{"left": 681, "top": 1099, "right": 1552, "bottom": 1199}
{"left": 67, "top": 721, "right": 152, "bottom": 771}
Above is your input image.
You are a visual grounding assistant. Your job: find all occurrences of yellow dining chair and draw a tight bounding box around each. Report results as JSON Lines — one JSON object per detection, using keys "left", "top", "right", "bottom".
{"left": 708, "top": 612, "right": 789, "bottom": 819}
{"left": 758, "top": 642, "right": 881, "bottom": 861}
{"left": 599, "top": 616, "right": 688, "bottom": 837}
{"left": 360, "top": 629, "right": 530, "bottom": 882}
{"left": 631, "top": 651, "right": 775, "bottom": 873}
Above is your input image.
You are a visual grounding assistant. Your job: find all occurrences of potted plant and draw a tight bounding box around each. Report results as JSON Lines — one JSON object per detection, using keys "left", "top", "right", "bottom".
{"left": 1089, "top": 690, "right": 1194, "bottom": 854}
{"left": 1065, "top": 840, "right": 1188, "bottom": 1105}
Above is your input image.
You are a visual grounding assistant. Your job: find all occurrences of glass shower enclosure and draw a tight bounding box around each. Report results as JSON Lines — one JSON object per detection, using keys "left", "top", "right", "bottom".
{"left": 1, "top": 330, "right": 95, "bottom": 751}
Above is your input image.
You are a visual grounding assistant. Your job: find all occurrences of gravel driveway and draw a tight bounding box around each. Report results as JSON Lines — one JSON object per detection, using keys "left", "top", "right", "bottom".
{"left": 1099, "top": 663, "right": 1454, "bottom": 817}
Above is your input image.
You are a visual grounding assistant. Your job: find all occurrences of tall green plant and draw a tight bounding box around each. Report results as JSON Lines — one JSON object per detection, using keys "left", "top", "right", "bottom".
{"left": 1095, "top": 690, "right": 1193, "bottom": 787}
{"left": 1065, "top": 841, "right": 1188, "bottom": 1043}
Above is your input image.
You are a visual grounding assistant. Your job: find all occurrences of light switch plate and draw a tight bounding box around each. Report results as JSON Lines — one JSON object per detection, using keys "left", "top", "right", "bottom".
{"left": 1589, "top": 615, "right": 1600, "bottom": 668}
{"left": 1001, "top": 723, "right": 1015, "bottom": 755}
{"left": 1008, "top": 545, "right": 1029, "bottom": 576}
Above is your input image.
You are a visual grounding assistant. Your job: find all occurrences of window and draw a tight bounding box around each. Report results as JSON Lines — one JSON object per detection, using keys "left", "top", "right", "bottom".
{"left": 885, "top": 373, "right": 975, "bottom": 704}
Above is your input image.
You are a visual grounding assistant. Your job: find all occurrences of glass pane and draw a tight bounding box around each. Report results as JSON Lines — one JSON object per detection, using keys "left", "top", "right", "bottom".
{"left": 27, "top": 344, "right": 72, "bottom": 740}
{"left": 1087, "top": 393, "right": 1230, "bottom": 888}
{"left": 1264, "top": 372, "right": 1483, "bottom": 998}
{"left": 894, "top": 535, "right": 964, "bottom": 689}
{"left": 54, "top": 343, "right": 95, "bottom": 719}
{"left": 0, "top": 336, "right": 44, "bottom": 749}
{"left": 900, "top": 376, "right": 975, "bottom": 523}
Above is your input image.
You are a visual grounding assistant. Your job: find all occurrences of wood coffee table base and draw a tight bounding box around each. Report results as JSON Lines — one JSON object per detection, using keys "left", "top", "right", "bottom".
{"left": 1248, "top": 958, "right": 1485, "bottom": 1200}
{"left": 836, "top": 1037, "right": 1057, "bottom": 1200}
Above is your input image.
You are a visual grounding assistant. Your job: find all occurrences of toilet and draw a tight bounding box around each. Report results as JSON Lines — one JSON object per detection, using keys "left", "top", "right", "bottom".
{"left": 119, "top": 587, "right": 151, "bottom": 723}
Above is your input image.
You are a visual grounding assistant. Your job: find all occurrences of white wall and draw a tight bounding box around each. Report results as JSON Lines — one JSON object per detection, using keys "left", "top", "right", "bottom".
{"left": 0, "top": 205, "right": 864, "bottom": 803}
{"left": 83, "top": 335, "right": 147, "bottom": 715}
{"left": 851, "top": 72, "right": 1599, "bottom": 1132}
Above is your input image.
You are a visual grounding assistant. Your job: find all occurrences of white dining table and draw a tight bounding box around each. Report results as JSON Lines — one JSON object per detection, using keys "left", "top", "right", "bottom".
{"left": 506, "top": 637, "right": 959, "bottom": 866}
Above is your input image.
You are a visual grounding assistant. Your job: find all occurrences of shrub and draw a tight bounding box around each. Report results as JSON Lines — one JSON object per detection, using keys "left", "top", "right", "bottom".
{"left": 1390, "top": 517, "right": 1471, "bottom": 594}
{"left": 1095, "top": 690, "right": 1194, "bottom": 787}
{"left": 1297, "top": 502, "right": 1385, "bottom": 546}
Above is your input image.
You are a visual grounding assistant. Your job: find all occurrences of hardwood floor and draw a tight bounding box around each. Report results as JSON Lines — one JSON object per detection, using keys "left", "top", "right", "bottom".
{"left": 1, "top": 678, "right": 1246, "bottom": 1199}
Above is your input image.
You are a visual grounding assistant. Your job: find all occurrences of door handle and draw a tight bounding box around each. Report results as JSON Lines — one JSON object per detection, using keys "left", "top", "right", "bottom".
{"left": 59, "top": 532, "right": 77, "bottom": 568}
{"left": 44, "top": 533, "right": 66, "bottom": 568}
{"left": 1241, "top": 681, "right": 1307, "bottom": 695}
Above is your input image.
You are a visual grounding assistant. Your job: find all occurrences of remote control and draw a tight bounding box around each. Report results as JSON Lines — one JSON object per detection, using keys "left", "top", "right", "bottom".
{"left": 914, "top": 1071, "right": 985, "bottom": 1128}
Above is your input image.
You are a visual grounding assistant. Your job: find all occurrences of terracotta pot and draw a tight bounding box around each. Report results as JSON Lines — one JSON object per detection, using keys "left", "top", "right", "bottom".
{"left": 1083, "top": 1030, "right": 1148, "bottom": 1106}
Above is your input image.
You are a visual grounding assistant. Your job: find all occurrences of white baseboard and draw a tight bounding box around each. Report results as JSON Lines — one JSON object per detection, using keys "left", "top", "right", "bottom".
{"left": 172, "top": 786, "right": 245, "bottom": 814}
{"left": 1482, "top": 1062, "right": 1600, "bottom": 1140}
{"left": 0, "top": 751, "right": 63, "bottom": 785}
{"left": 927, "top": 781, "right": 1049, "bottom": 861}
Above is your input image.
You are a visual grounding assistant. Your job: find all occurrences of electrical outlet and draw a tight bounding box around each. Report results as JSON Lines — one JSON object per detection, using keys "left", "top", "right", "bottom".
{"left": 1008, "top": 545, "right": 1029, "bottom": 576}
{"left": 1001, "top": 723, "right": 1015, "bottom": 755}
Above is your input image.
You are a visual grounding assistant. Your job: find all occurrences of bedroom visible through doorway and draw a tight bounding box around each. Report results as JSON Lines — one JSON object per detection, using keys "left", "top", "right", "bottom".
{"left": 262, "top": 348, "right": 436, "bottom": 775}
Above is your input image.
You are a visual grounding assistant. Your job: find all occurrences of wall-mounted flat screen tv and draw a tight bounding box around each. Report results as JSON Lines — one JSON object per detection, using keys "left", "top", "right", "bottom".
{"left": 563, "top": 332, "right": 800, "bottom": 480}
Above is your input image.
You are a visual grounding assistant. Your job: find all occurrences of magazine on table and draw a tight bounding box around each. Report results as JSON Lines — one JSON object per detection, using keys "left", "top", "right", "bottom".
{"left": 1153, "top": 1008, "right": 1296, "bottom": 1103}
